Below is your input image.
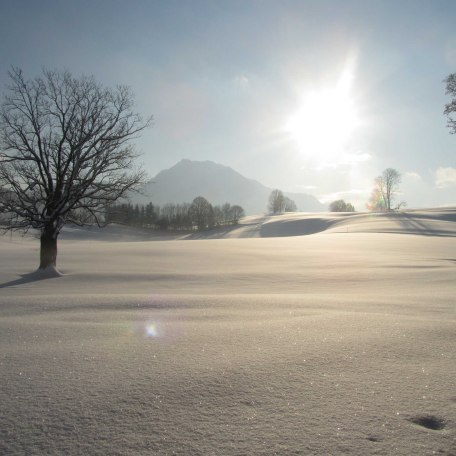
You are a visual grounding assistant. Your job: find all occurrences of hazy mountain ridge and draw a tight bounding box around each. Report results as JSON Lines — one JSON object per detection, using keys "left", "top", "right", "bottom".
{"left": 134, "top": 159, "right": 324, "bottom": 214}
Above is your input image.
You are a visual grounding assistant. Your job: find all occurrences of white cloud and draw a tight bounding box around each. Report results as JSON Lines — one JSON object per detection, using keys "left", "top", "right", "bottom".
{"left": 435, "top": 167, "right": 456, "bottom": 188}
{"left": 405, "top": 171, "right": 422, "bottom": 181}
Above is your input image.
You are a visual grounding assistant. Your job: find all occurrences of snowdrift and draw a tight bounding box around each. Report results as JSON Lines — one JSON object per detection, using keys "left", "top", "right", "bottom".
{"left": 54, "top": 207, "right": 456, "bottom": 241}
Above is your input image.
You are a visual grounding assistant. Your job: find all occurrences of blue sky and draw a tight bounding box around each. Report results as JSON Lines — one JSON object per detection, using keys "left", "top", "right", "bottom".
{"left": 1, "top": 0, "right": 455, "bottom": 209}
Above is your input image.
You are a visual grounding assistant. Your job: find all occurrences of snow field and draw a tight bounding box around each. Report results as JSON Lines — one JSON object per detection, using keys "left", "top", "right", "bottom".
{"left": 1, "top": 210, "right": 455, "bottom": 455}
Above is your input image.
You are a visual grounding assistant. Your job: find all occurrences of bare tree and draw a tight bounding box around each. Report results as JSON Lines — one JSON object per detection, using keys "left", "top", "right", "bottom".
{"left": 367, "top": 187, "right": 386, "bottom": 212}
{"left": 190, "top": 196, "right": 214, "bottom": 230}
{"left": 0, "top": 68, "right": 151, "bottom": 270}
{"left": 229, "top": 205, "right": 245, "bottom": 223}
{"left": 369, "top": 168, "right": 401, "bottom": 212}
{"left": 284, "top": 196, "right": 297, "bottom": 212}
{"left": 268, "top": 190, "right": 296, "bottom": 213}
{"left": 329, "top": 200, "right": 355, "bottom": 212}
{"left": 444, "top": 73, "right": 456, "bottom": 134}
{"left": 268, "top": 189, "right": 285, "bottom": 214}
{"left": 221, "top": 202, "right": 232, "bottom": 224}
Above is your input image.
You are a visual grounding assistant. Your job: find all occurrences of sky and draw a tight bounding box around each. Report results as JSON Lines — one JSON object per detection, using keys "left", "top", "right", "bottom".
{"left": 1, "top": 0, "right": 455, "bottom": 209}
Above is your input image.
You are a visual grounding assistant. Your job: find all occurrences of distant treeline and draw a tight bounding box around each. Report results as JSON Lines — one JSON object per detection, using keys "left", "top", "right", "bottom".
{"left": 105, "top": 197, "right": 245, "bottom": 231}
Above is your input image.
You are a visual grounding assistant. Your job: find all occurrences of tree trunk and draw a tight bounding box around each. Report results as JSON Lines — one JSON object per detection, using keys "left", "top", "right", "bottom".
{"left": 39, "top": 225, "right": 58, "bottom": 269}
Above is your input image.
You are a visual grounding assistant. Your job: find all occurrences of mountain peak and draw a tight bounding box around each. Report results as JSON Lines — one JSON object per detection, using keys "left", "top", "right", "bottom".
{"left": 135, "top": 159, "right": 324, "bottom": 214}
{"left": 174, "top": 158, "right": 229, "bottom": 170}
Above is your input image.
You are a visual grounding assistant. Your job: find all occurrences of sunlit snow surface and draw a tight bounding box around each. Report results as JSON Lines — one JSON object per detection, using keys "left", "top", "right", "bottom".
{"left": 0, "top": 209, "right": 455, "bottom": 455}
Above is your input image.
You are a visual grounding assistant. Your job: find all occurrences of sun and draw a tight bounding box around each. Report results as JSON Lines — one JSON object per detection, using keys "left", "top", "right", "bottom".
{"left": 285, "top": 70, "right": 360, "bottom": 167}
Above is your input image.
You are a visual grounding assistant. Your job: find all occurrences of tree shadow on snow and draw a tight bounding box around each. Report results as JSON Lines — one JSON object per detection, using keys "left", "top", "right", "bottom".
{"left": 390, "top": 212, "right": 456, "bottom": 237}
{"left": 0, "top": 268, "right": 62, "bottom": 289}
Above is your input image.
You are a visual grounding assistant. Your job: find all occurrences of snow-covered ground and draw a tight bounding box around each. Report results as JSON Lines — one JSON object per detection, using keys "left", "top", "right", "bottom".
{"left": 1, "top": 209, "right": 455, "bottom": 455}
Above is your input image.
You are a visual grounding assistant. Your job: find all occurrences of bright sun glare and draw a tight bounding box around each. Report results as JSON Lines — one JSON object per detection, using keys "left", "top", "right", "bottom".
{"left": 285, "top": 69, "right": 360, "bottom": 167}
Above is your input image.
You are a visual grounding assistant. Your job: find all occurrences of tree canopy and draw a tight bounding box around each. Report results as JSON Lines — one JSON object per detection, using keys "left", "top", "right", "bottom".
{"left": 444, "top": 73, "right": 456, "bottom": 134}
{"left": 106, "top": 200, "right": 245, "bottom": 231}
{"left": 367, "top": 168, "right": 403, "bottom": 212}
{"left": 268, "top": 189, "right": 297, "bottom": 214}
{"left": 0, "top": 68, "right": 151, "bottom": 269}
{"left": 329, "top": 200, "right": 355, "bottom": 212}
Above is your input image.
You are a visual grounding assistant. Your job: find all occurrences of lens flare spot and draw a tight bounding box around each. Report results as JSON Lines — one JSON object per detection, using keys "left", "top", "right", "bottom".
{"left": 145, "top": 323, "right": 159, "bottom": 338}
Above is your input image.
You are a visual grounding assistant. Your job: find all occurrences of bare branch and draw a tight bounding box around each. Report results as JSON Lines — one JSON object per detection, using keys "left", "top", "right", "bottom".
{"left": 0, "top": 68, "right": 151, "bottom": 268}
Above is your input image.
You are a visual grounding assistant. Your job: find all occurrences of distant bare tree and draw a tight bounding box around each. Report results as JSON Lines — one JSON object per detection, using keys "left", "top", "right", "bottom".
{"left": 0, "top": 68, "right": 151, "bottom": 270}
{"left": 284, "top": 196, "right": 297, "bottom": 212}
{"left": 268, "top": 190, "right": 296, "bottom": 213}
{"left": 444, "top": 73, "right": 456, "bottom": 134}
{"left": 369, "top": 168, "right": 402, "bottom": 212}
{"left": 367, "top": 187, "right": 385, "bottom": 212}
{"left": 190, "top": 196, "right": 214, "bottom": 230}
{"left": 268, "top": 189, "right": 285, "bottom": 213}
{"left": 329, "top": 200, "right": 355, "bottom": 212}
{"left": 221, "top": 202, "right": 231, "bottom": 224}
{"left": 229, "top": 205, "right": 245, "bottom": 223}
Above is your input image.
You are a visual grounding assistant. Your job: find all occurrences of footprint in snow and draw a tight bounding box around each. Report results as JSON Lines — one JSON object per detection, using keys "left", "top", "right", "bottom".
{"left": 407, "top": 415, "right": 446, "bottom": 431}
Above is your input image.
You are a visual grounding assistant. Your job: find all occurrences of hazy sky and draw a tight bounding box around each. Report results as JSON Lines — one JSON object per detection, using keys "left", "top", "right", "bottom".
{"left": 1, "top": 0, "right": 455, "bottom": 209}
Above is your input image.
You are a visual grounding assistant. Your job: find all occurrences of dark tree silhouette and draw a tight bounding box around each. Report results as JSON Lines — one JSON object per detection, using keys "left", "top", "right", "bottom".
{"left": 221, "top": 203, "right": 232, "bottom": 224}
{"left": 329, "top": 200, "right": 355, "bottom": 212}
{"left": 105, "top": 200, "right": 244, "bottom": 231}
{"left": 268, "top": 189, "right": 285, "bottom": 213}
{"left": 229, "top": 205, "right": 245, "bottom": 223}
{"left": 444, "top": 73, "right": 456, "bottom": 134}
{"left": 0, "top": 68, "right": 151, "bottom": 270}
{"left": 268, "top": 189, "right": 296, "bottom": 213}
{"left": 190, "top": 196, "right": 214, "bottom": 230}
{"left": 284, "top": 196, "right": 297, "bottom": 212}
